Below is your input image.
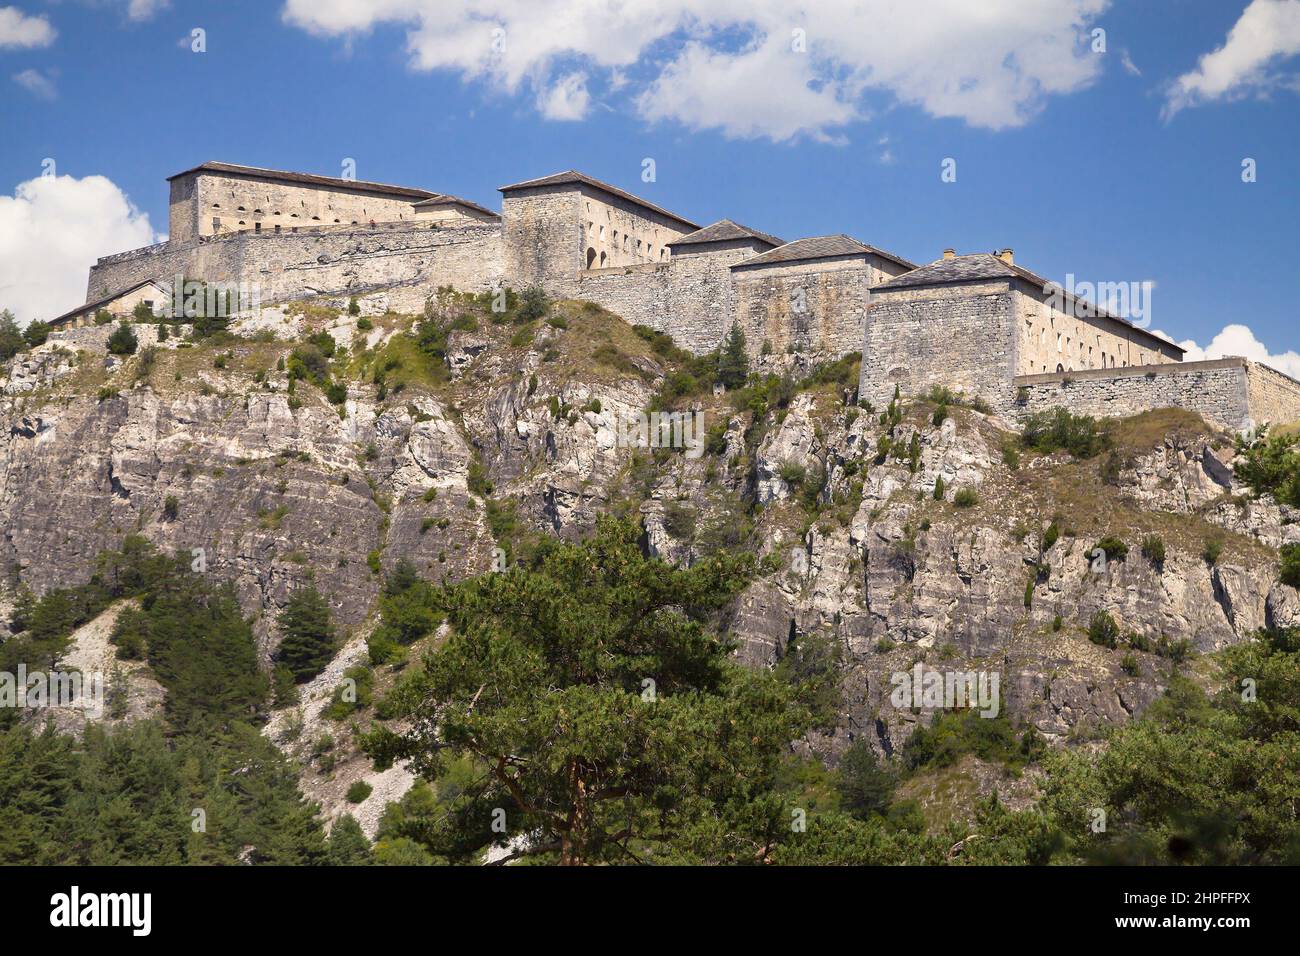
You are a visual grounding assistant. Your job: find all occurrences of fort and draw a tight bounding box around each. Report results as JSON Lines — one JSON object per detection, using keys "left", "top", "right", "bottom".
{"left": 71, "top": 160, "right": 1300, "bottom": 431}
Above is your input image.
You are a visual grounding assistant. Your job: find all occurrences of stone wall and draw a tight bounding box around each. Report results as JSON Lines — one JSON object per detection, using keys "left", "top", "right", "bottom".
{"left": 172, "top": 171, "right": 428, "bottom": 241}
{"left": 88, "top": 223, "right": 504, "bottom": 315}
{"left": 1013, "top": 359, "right": 1252, "bottom": 430}
{"left": 732, "top": 258, "right": 874, "bottom": 361}
{"left": 860, "top": 281, "right": 1018, "bottom": 410}
{"left": 1244, "top": 361, "right": 1300, "bottom": 427}
{"left": 500, "top": 187, "right": 585, "bottom": 297}
{"left": 1014, "top": 284, "right": 1181, "bottom": 376}
{"left": 573, "top": 242, "right": 757, "bottom": 354}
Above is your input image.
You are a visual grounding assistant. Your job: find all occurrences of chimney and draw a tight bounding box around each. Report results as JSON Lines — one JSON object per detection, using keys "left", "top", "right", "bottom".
{"left": 942, "top": 248, "right": 955, "bottom": 260}
{"left": 998, "top": 248, "right": 1014, "bottom": 265}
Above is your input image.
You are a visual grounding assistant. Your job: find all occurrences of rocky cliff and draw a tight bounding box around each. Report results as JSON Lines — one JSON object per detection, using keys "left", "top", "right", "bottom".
{"left": 5, "top": 295, "right": 1297, "bottom": 828}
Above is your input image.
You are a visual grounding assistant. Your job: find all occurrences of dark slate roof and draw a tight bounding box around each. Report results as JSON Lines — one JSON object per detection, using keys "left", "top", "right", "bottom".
{"left": 166, "top": 162, "right": 438, "bottom": 201}
{"left": 874, "top": 253, "right": 1185, "bottom": 353}
{"left": 731, "top": 234, "right": 917, "bottom": 271}
{"left": 667, "top": 219, "right": 783, "bottom": 250}
{"left": 412, "top": 194, "right": 500, "bottom": 219}
{"left": 498, "top": 170, "right": 699, "bottom": 230}
{"left": 48, "top": 278, "right": 168, "bottom": 326}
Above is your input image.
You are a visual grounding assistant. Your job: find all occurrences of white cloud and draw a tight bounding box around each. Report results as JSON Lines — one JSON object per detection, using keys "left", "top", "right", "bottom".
{"left": 1176, "top": 323, "right": 1300, "bottom": 378}
{"left": 0, "top": 174, "right": 157, "bottom": 325}
{"left": 0, "top": 5, "right": 55, "bottom": 48}
{"left": 127, "top": 0, "right": 171, "bottom": 19}
{"left": 1164, "top": 0, "right": 1300, "bottom": 118}
{"left": 281, "top": 0, "right": 1111, "bottom": 140}
{"left": 13, "top": 66, "right": 55, "bottom": 98}
{"left": 537, "top": 71, "right": 589, "bottom": 120}
{"left": 1119, "top": 49, "right": 1141, "bottom": 77}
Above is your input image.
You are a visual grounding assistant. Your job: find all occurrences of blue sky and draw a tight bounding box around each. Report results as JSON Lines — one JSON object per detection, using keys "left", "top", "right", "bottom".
{"left": 2, "top": 0, "right": 1298, "bottom": 368}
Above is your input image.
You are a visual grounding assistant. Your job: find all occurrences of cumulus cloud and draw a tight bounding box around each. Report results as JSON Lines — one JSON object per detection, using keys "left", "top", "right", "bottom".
{"left": 0, "top": 174, "right": 157, "bottom": 325}
{"left": 537, "top": 71, "right": 589, "bottom": 120}
{"left": 13, "top": 66, "right": 55, "bottom": 99}
{"left": 0, "top": 5, "right": 55, "bottom": 48}
{"left": 1164, "top": 0, "right": 1300, "bottom": 118}
{"left": 281, "top": 0, "right": 1111, "bottom": 140}
{"left": 1176, "top": 323, "right": 1300, "bottom": 378}
{"left": 127, "top": 0, "right": 171, "bottom": 19}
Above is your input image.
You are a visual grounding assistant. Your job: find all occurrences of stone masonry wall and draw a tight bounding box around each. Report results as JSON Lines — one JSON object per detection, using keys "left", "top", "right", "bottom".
{"left": 501, "top": 188, "right": 584, "bottom": 297}
{"left": 1244, "top": 361, "right": 1300, "bottom": 427}
{"left": 573, "top": 241, "right": 758, "bottom": 354}
{"left": 860, "top": 281, "right": 1017, "bottom": 411}
{"left": 88, "top": 224, "right": 504, "bottom": 314}
{"left": 1013, "top": 359, "right": 1251, "bottom": 430}
{"left": 733, "top": 258, "right": 873, "bottom": 361}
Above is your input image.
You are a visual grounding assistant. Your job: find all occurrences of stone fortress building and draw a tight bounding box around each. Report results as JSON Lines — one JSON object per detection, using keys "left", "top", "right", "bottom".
{"left": 75, "top": 161, "right": 1300, "bottom": 431}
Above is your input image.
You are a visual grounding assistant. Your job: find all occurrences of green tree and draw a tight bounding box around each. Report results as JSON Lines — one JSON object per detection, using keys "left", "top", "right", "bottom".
{"left": 363, "top": 516, "right": 812, "bottom": 865}
{"left": 326, "top": 814, "right": 373, "bottom": 865}
{"left": 107, "top": 321, "right": 138, "bottom": 356}
{"left": 22, "top": 320, "right": 51, "bottom": 348}
{"left": 0, "top": 310, "right": 24, "bottom": 360}
{"left": 836, "top": 739, "right": 895, "bottom": 820}
{"left": 275, "top": 587, "right": 338, "bottom": 683}
{"left": 717, "top": 323, "right": 749, "bottom": 390}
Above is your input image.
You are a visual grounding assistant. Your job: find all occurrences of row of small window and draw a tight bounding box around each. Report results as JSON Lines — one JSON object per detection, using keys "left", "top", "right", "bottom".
{"left": 587, "top": 222, "right": 668, "bottom": 261}
{"left": 1032, "top": 325, "right": 1147, "bottom": 369}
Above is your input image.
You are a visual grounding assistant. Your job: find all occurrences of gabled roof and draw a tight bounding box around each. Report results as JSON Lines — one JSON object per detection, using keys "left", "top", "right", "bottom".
{"left": 731, "top": 234, "right": 917, "bottom": 271}
{"left": 166, "top": 162, "right": 437, "bottom": 201}
{"left": 667, "top": 219, "right": 783, "bottom": 250}
{"left": 874, "top": 253, "right": 1185, "bottom": 353}
{"left": 498, "top": 170, "right": 699, "bottom": 230}
{"left": 48, "top": 278, "right": 169, "bottom": 326}
{"left": 412, "top": 194, "right": 500, "bottom": 219}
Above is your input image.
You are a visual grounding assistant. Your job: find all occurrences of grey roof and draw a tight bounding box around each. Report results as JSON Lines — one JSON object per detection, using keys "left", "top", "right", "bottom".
{"left": 732, "top": 234, "right": 917, "bottom": 271}
{"left": 412, "top": 194, "right": 500, "bottom": 218}
{"left": 874, "top": 253, "right": 1185, "bottom": 353}
{"left": 498, "top": 170, "right": 699, "bottom": 230}
{"left": 667, "top": 219, "right": 783, "bottom": 250}
{"left": 167, "top": 162, "right": 437, "bottom": 201}
{"left": 49, "top": 278, "right": 169, "bottom": 326}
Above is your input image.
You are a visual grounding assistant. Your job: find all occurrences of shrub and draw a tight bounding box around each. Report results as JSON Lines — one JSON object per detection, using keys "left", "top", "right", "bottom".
{"left": 933, "top": 476, "right": 945, "bottom": 501}
{"left": 346, "top": 780, "right": 373, "bottom": 804}
{"left": 1042, "top": 521, "right": 1060, "bottom": 551}
{"left": 1120, "top": 653, "right": 1140, "bottom": 676}
{"left": 1088, "top": 610, "right": 1120, "bottom": 649}
{"left": 106, "top": 322, "right": 138, "bottom": 356}
{"left": 1093, "top": 536, "right": 1129, "bottom": 562}
{"left": 1141, "top": 534, "right": 1166, "bottom": 567}
{"left": 953, "top": 487, "right": 978, "bottom": 508}
{"left": 1203, "top": 536, "right": 1225, "bottom": 565}
{"left": 1020, "top": 407, "right": 1110, "bottom": 459}
{"left": 1281, "top": 543, "right": 1300, "bottom": 588}
{"left": 325, "top": 381, "right": 348, "bottom": 405}
{"left": 778, "top": 461, "right": 807, "bottom": 486}
{"left": 348, "top": 297, "right": 361, "bottom": 316}
{"left": 162, "top": 495, "right": 179, "bottom": 521}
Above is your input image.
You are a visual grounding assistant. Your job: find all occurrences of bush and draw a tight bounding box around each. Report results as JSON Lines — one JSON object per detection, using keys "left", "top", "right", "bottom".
{"left": 1281, "top": 543, "right": 1300, "bottom": 588}
{"left": 777, "top": 461, "right": 807, "bottom": 486}
{"left": 1088, "top": 610, "right": 1120, "bottom": 649}
{"left": 162, "top": 495, "right": 179, "bottom": 521}
{"left": 1203, "top": 536, "right": 1225, "bottom": 565}
{"left": 1141, "top": 534, "right": 1166, "bottom": 567}
{"left": 106, "top": 322, "right": 138, "bottom": 356}
{"left": 325, "top": 381, "right": 348, "bottom": 405}
{"left": 22, "top": 320, "right": 50, "bottom": 348}
{"left": 1020, "top": 407, "right": 1110, "bottom": 459}
{"left": 953, "top": 487, "right": 978, "bottom": 508}
{"left": 933, "top": 476, "right": 945, "bottom": 501}
{"left": 346, "top": 780, "right": 373, "bottom": 804}
{"left": 1093, "top": 536, "right": 1128, "bottom": 562}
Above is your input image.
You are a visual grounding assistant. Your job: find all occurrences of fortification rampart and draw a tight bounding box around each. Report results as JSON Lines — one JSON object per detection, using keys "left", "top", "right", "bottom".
{"left": 1011, "top": 358, "right": 1300, "bottom": 431}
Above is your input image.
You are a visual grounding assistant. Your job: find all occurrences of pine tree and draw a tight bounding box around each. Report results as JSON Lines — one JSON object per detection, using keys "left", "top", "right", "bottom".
{"left": 0, "top": 310, "right": 24, "bottom": 360}
{"left": 326, "top": 814, "right": 373, "bottom": 865}
{"left": 275, "top": 587, "right": 338, "bottom": 683}
{"left": 106, "top": 321, "right": 138, "bottom": 355}
{"left": 716, "top": 323, "right": 749, "bottom": 390}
